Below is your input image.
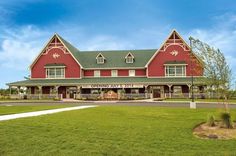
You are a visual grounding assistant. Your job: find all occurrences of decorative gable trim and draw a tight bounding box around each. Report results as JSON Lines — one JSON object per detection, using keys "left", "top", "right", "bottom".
{"left": 29, "top": 33, "right": 83, "bottom": 70}
{"left": 145, "top": 29, "right": 204, "bottom": 67}
{"left": 96, "top": 53, "right": 106, "bottom": 64}
{"left": 125, "top": 52, "right": 134, "bottom": 63}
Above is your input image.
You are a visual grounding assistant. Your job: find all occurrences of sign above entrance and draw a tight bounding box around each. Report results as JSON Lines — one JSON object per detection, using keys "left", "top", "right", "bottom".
{"left": 81, "top": 84, "right": 144, "bottom": 88}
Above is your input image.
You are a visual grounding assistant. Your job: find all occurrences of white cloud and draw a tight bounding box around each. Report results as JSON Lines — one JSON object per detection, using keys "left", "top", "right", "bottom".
{"left": 0, "top": 25, "right": 50, "bottom": 70}
{"left": 187, "top": 13, "right": 236, "bottom": 76}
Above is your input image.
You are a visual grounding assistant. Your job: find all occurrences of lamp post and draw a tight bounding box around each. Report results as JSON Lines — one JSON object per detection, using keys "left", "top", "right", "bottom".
{"left": 189, "top": 37, "right": 196, "bottom": 109}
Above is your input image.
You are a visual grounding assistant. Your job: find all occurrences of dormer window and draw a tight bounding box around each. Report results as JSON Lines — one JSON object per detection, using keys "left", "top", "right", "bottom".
{"left": 96, "top": 53, "right": 105, "bottom": 64}
{"left": 125, "top": 52, "right": 134, "bottom": 63}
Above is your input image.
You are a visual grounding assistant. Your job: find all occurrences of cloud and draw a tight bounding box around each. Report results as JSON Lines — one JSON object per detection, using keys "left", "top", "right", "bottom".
{"left": 0, "top": 25, "right": 50, "bottom": 70}
{"left": 187, "top": 13, "right": 236, "bottom": 75}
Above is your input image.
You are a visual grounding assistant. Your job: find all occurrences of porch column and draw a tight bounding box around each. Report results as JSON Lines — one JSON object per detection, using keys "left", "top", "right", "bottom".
{"left": 38, "top": 86, "right": 42, "bottom": 99}
{"left": 187, "top": 84, "right": 192, "bottom": 98}
{"left": 167, "top": 84, "right": 172, "bottom": 98}
{"left": 54, "top": 86, "right": 60, "bottom": 99}
{"left": 144, "top": 85, "right": 148, "bottom": 98}
{"left": 76, "top": 86, "right": 81, "bottom": 99}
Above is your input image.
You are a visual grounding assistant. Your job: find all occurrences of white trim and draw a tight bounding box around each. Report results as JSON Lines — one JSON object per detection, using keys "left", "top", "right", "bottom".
{"left": 29, "top": 34, "right": 56, "bottom": 69}
{"left": 45, "top": 67, "right": 65, "bottom": 79}
{"left": 96, "top": 53, "right": 106, "bottom": 59}
{"left": 125, "top": 52, "right": 134, "bottom": 63}
{"left": 29, "top": 34, "right": 83, "bottom": 70}
{"left": 164, "top": 64, "right": 188, "bottom": 66}
{"left": 125, "top": 52, "right": 135, "bottom": 59}
{"left": 96, "top": 53, "right": 105, "bottom": 64}
{"left": 83, "top": 67, "right": 145, "bottom": 70}
{"left": 30, "top": 77, "right": 83, "bottom": 80}
{"left": 83, "top": 75, "right": 147, "bottom": 78}
{"left": 146, "top": 29, "right": 195, "bottom": 67}
{"left": 146, "top": 76, "right": 203, "bottom": 78}
{"left": 55, "top": 34, "right": 83, "bottom": 68}
{"left": 44, "top": 66, "right": 66, "bottom": 68}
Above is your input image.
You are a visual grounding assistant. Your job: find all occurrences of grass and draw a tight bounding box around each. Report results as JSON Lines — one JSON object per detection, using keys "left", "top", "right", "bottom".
{"left": 164, "top": 98, "right": 236, "bottom": 103}
{"left": 0, "top": 106, "right": 236, "bottom": 155}
{"left": 0, "top": 105, "right": 75, "bottom": 115}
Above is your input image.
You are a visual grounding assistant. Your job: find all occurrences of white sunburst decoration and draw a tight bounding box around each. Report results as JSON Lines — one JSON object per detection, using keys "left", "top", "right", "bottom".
{"left": 170, "top": 50, "right": 178, "bottom": 56}
{"left": 53, "top": 53, "right": 60, "bottom": 59}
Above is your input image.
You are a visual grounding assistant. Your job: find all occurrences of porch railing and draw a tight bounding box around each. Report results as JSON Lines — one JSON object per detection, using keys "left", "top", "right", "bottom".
{"left": 9, "top": 94, "right": 61, "bottom": 100}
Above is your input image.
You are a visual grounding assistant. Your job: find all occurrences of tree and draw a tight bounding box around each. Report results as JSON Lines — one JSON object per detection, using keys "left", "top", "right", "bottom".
{"left": 190, "top": 37, "right": 232, "bottom": 111}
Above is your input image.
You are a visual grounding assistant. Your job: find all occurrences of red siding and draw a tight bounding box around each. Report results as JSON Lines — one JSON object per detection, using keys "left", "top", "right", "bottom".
{"left": 135, "top": 69, "right": 146, "bottom": 76}
{"left": 118, "top": 69, "right": 129, "bottom": 76}
{"left": 101, "top": 70, "right": 111, "bottom": 76}
{"left": 84, "top": 70, "right": 94, "bottom": 76}
{"left": 148, "top": 44, "right": 203, "bottom": 77}
{"left": 31, "top": 48, "right": 81, "bottom": 78}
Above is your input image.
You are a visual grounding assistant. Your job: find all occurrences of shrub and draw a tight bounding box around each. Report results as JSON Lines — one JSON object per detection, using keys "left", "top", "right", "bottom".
{"left": 207, "top": 115, "right": 216, "bottom": 127}
{"left": 220, "top": 112, "right": 234, "bottom": 129}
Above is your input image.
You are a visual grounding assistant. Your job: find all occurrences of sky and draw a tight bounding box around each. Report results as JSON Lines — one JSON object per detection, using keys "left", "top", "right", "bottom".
{"left": 0, "top": 0, "right": 236, "bottom": 88}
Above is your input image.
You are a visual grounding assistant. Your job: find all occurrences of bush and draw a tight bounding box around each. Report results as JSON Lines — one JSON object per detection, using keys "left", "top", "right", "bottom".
{"left": 220, "top": 112, "right": 234, "bottom": 129}
{"left": 207, "top": 115, "right": 216, "bottom": 127}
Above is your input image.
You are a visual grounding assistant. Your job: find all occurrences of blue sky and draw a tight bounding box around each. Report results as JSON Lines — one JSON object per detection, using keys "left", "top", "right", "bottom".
{"left": 0, "top": 0, "right": 236, "bottom": 88}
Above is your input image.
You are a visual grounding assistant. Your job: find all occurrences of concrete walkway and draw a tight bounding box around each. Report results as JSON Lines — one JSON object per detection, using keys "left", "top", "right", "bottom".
{"left": 0, "top": 105, "right": 97, "bottom": 121}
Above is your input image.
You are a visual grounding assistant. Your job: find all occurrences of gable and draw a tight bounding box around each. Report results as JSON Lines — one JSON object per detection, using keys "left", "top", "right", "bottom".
{"left": 30, "top": 34, "right": 82, "bottom": 69}
{"left": 146, "top": 29, "right": 203, "bottom": 67}
{"left": 30, "top": 34, "right": 82, "bottom": 78}
{"left": 147, "top": 30, "right": 203, "bottom": 77}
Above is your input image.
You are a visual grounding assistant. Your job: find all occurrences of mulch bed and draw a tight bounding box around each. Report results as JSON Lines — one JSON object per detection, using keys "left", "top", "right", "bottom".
{"left": 193, "top": 122, "right": 236, "bottom": 140}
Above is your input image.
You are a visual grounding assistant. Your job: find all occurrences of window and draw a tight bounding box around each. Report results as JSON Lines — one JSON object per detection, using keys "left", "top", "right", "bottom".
{"left": 165, "top": 66, "right": 186, "bottom": 77}
{"left": 94, "top": 70, "right": 100, "bottom": 77}
{"left": 129, "top": 70, "right": 135, "bottom": 76}
{"left": 96, "top": 53, "right": 105, "bottom": 64}
{"left": 126, "top": 56, "right": 133, "bottom": 63}
{"left": 111, "top": 70, "right": 118, "bottom": 77}
{"left": 97, "top": 56, "right": 104, "bottom": 64}
{"left": 125, "top": 52, "right": 134, "bottom": 63}
{"left": 46, "top": 68, "right": 65, "bottom": 78}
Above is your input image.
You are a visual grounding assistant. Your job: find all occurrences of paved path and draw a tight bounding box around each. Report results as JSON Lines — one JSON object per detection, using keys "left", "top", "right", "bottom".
{"left": 0, "top": 105, "right": 97, "bottom": 121}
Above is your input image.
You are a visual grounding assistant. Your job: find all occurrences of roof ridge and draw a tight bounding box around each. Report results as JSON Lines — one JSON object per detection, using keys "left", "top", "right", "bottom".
{"left": 79, "top": 49, "right": 158, "bottom": 53}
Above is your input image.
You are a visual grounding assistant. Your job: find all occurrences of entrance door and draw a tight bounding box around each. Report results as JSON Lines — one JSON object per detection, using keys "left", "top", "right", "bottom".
{"left": 153, "top": 89, "right": 161, "bottom": 98}
{"left": 58, "top": 86, "right": 66, "bottom": 98}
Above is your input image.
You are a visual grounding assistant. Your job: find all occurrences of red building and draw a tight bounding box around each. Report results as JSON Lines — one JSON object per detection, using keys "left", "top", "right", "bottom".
{"left": 8, "top": 30, "right": 204, "bottom": 99}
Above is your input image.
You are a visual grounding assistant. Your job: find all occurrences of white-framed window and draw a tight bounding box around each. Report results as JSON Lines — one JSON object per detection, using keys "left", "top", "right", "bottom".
{"left": 97, "top": 56, "right": 104, "bottom": 64}
{"left": 165, "top": 65, "right": 186, "bottom": 77}
{"left": 94, "top": 70, "right": 100, "bottom": 77}
{"left": 129, "top": 70, "right": 135, "bottom": 76}
{"left": 46, "top": 68, "right": 65, "bottom": 78}
{"left": 111, "top": 70, "right": 118, "bottom": 77}
{"left": 126, "top": 56, "right": 133, "bottom": 63}
{"left": 96, "top": 53, "right": 105, "bottom": 64}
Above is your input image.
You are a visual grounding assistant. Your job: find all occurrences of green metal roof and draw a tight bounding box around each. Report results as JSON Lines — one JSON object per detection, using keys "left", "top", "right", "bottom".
{"left": 56, "top": 34, "right": 157, "bottom": 69}
{"left": 7, "top": 77, "right": 204, "bottom": 86}
{"left": 77, "top": 49, "right": 156, "bottom": 68}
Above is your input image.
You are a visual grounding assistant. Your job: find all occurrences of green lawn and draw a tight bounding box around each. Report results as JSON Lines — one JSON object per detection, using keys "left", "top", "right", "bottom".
{"left": 0, "top": 106, "right": 236, "bottom": 155}
{"left": 164, "top": 98, "right": 236, "bottom": 103}
{"left": 0, "top": 105, "right": 75, "bottom": 115}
